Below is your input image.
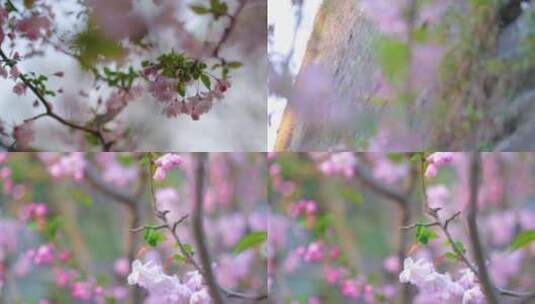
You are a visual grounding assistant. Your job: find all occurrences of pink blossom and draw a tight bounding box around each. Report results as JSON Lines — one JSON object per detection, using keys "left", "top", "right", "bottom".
{"left": 317, "top": 152, "right": 356, "bottom": 178}
{"left": 128, "top": 259, "right": 204, "bottom": 303}
{"left": 462, "top": 286, "right": 484, "bottom": 304}
{"left": 58, "top": 250, "right": 71, "bottom": 262}
{"left": 71, "top": 281, "right": 93, "bottom": 301}
{"left": 53, "top": 268, "right": 71, "bottom": 287}
{"left": 10, "top": 66, "right": 20, "bottom": 79}
{"left": 47, "top": 152, "right": 86, "bottom": 181}
{"left": 425, "top": 163, "right": 438, "bottom": 177}
{"left": 153, "top": 153, "right": 183, "bottom": 180}
{"left": 29, "top": 244, "right": 55, "bottom": 265}
{"left": 15, "top": 16, "right": 52, "bottom": 40}
{"left": 399, "top": 257, "right": 434, "bottom": 286}
{"left": 13, "top": 122, "right": 34, "bottom": 148}
{"left": 114, "top": 257, "right": 130, "bottom": 277}
{"left": 341, "top": 279, "right": 361, "bottom": 299}
{"left": 425, "top": 153, "right": 453, "bottom": 177}
{"left": 302, "top": 241, "right": 324, "bottom": 263}
{"left": 148, "top": 75, "right": 176, "bottom": 103}
{"left": 0, "top": 65, "right": 7, "bottom": 78}
{"left": 0, "top": 152, "right": 7, "bottom": 163}
{"left": 12, "top": 82, "right": 26, "bottom": 95}
{"left": 323, "top": 266, "right": 341, "bottom": 284}
{"left": 383, "top": 255, "right": 400, "bottom": 273}
{"left": 427, "top": 152, "right": 454, "bottom": 166}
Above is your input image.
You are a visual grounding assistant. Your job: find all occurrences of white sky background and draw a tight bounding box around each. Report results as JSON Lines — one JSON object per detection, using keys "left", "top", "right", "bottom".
{"left": 0, "top": 0, "right": 266, "bottom": 151}
{"left": 268, "top": 0, "right": 322, "bottom": 150}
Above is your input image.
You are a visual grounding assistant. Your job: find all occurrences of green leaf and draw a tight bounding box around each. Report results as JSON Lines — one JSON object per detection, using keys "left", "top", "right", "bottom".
{"left": 415, "top": 224, "right": 437, "bottom": 245}
{"left": 226, "top": 61, "right": 243, "bottom": 69}
{"left": 443, "top": 252, "right": 458, "bottom": 261}
{"left": 4, "top": 0, "right": 18, "bottom": 13}
{"left": 510, "top": 230, "right": 535, "bottom": 250}
{"left": 233, "top": 231, "right": 267, "bottom": 255}
{"left": 190, "top": 5, "right": 210, "bottom": 14}
{"left": 143, "top": 228, "right": 166, "bottom": 247}
{"left": 200, "top": 74, "right": 211, "bottom": 89}
{"left": 452, "top": 240, "right": 466, "bottom": 254}
{"left": 43, "top": 216, "right": 62, "bottom": 241}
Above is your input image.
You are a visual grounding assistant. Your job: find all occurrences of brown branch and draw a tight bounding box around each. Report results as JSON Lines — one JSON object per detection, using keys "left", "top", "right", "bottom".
{"left": 192, "top": 153, "right": 225, "bottom": 304}
{"left": 142, "top": 154, "right": 267, "bottom": 303}
{"left": 404, "top": 154, "right": 533, "bottom": 300}
{"left": 467, "top": 152, "right": 499, "bottom": 304}
{"left": 211, "top": 0, "right": 248, "bottom": 60}
{"left": 0, "top": 48, "right": 111, "bottom": 151}
{"left": 82, "top": 160, "right": 144, "bottom": 304}
{"left": 353, "top": 160, "right": 408, "bottom": 207}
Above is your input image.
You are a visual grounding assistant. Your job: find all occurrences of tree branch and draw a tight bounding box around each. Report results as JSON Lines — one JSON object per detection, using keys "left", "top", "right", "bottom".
{"left": 353, "top": 160, "right": 408, "bottom": 207}
{"left": 467, "top": 152, "right": 499, "bottom": 304}
{"left": 141, "top": 154, "right": 267, "bottom": 303}
{"left": 0, "top": 48, "right": 111, "bottom": 151}
{"left": 192, "top": 153, "right": 225, "bottom": 304}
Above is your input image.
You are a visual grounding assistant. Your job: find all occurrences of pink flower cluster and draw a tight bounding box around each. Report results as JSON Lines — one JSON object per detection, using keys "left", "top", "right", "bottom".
{"left": 15, "top": 15, "right": 52, "bottom": 41}
{"left": 425, "top": 152, "right": 453, "bottom": 177}
{"left": 0, "top": 159, "right": 26, "bottom": 198}
{"left": 340, "top": 277, "right": 376, "bottom": 302}
{"left": 399, "top": 257, "right": 484, "bottom": 303}
{"left": 144, "top": 66, "right": 231, "bottom": 121}
{"left": 46, "top": 152, "right": 87, "bottom": 182}
{"left": 296, "top": 241, "right": 325, "bottom": 263}
{"left": 127, "top": 259, "right": 212, "bottom": 304}
{"left": 316, "top": 152, "right": 357, "bottom": 178}
{"left": 153, "top": 153, "right": 183, "bottom": 180}
{"left": 161, "top": 79, "right": 231, "bottom": 121}
{"left": 19, "top": 202, "right": 47, "bottom": 221}
{"left": 288, "top": 199, "right": 317, "bottom": 218}
{"left": 27, "top": 244, "right": 55, "bottom": 266}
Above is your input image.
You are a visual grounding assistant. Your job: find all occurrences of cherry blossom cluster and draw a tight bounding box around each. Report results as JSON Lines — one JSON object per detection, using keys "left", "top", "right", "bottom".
{"left": 399, "top": 257, "right": 484, "bottom": 303}
{"left": 288, "top": 199, "right": 317, "bottom": 219}
{"left": 143, "top": 57, "right": 232, "bottom": 121}
{"left": 153, "top": 153, "right": 183, "bottom": 180}
{"left": 127, "top": 259, "right": 212, "bottom": 304}
{"left": 40, "top": 152, "right": 87, "bottom": 182}
{"left": 425, "top": 152, "right": 454, "bottom": 177}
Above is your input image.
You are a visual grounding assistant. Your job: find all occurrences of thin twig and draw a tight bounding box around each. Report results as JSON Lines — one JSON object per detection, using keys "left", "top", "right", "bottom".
{"left": 212, "top": 0, "right": 248, "bottom": 60}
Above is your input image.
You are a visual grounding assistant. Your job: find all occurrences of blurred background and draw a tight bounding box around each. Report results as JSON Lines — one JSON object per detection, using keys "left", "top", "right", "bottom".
{"left": 0, "top": 152, "right": 268, "bottom": 303}
{"left": 268, "top": 152, "right": 535, "bottom": 303}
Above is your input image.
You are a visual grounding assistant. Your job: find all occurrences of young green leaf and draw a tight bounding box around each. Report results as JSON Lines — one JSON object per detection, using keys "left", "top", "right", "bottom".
{"left": 415, "top": 224, "right": 437, "bottom": 245}
{"left": 143, "top": 228, "right": 166, "bottom": 247}
{"left": 200, "top": 74, "right": 211, "bottom": 89}
{"left": 233, "top": 231, "right": 267, "bottom": 255}
{"left": 510, "top": 230, "right": 535, "bottom": 251}
{"left": 190, "top": 5, "right": 210, "bottom": 14}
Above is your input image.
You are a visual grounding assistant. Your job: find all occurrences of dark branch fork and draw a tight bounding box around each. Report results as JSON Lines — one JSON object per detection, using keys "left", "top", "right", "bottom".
{"left": 131, "top": 154, "right": 268, "bottom": 303}
{"left": 401, "top": 153, "right": 534, "bottom": 302}
{"left": 351, "top": 154, "right": 533, "bottom": 302}
{"left": 0, "top": 48, "right": 112, "bottom": 151}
